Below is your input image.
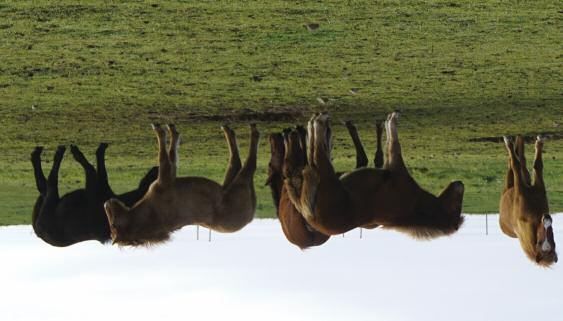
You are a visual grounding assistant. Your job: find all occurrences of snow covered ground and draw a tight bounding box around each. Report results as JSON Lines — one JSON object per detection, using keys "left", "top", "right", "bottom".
{"left": 0, "top": 214, "right": 560, "bottom": 321}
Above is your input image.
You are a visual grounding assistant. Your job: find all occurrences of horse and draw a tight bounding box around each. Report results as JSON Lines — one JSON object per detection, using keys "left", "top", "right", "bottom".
{"left": 104, "top": 124, "right": 259, "bottom": 246}
{"left": 31, "top": 144, "right": 158, "bottom": 247}
{"left": 500, "top": 135, "right": 557, "bottom": 266}
{"left": 266, "top": 121, "right": 384, "bottom": 249}
{"left": 285, "top": 112, "right": 464, "bottom": 239}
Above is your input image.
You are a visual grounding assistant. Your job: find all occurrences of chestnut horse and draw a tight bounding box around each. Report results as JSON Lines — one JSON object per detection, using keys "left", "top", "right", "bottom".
{"left": 104, "top": 124, "right": 258, "bottom": 246}
{"left": 285, "top": 112, "right": 464, "bottom": 238}
{"left": 31, "top": 144, "right": 158, "bottom": 247}
{"left": 500, "top": 135, "right": 557, "bottom": 266}
{"left": 267, "top": 121, "right": 384, "bottom": 249}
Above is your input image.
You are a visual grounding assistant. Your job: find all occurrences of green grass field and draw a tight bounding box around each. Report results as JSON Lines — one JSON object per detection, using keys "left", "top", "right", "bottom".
{"left": 0, "top": 1, "right": 561, "bottom": 225}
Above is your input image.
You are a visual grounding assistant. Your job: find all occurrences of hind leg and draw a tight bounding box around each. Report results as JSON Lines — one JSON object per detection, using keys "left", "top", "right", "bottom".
{"left": 221, "top": 125, "right": 242, "bottom": 189}
{"left": 34, "top": 146, "right": 65, "bottom": 233}
{"left": 533, "top": 136, "right": 545, "bottom": 190}
{"left": 374, "top": 121, "right": 384, "bottom": 168}
{"left": 304, "top": 114, "right": 354, "bottom": 233}
{"left": 95, "top": 143, "right": 114, "bottom": 196}
{"left": 70, "top": 145, "right": 99, "bottom": 193}
{"left": 504, "top": 136, "right": 524, "bottom": 193}
{"left": 515, "top": 135, "right": 531, "bottom": 185}
{"left": 152, "top": 124, "right": 174, "bottom": 186}
{"left": 235, "top": 124, "right": 259, "bottom": 179}
{"left": 167, "top": 124, "right": 180, "bottom": 179}
{"left": 31, "top": 147, "right": 47, "bottom": 194}
{"left": 383, "top": 112, "right": 408, "bottom": 173}
{"left": 344, "top": 121, "right": 368, "bottom": 169}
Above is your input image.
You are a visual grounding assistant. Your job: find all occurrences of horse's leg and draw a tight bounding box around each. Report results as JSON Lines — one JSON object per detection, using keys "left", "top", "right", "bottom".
{"left": 31, "top": 147, "right": 47, "bottom": 194}
{"left": 533, "top": 136, "right": 545, "bottom": 190}
{"left": 384, "top": 112, "right": 408, "bottom": 173}
{"left": 305, "top": 113, "right": 353, "bottom": 232}
{"left": 307, "top": 114, "right": 316, "bottom": 166}
{"left": 295, "top": 125, "right": 308, "bottom": 165}
{"left": 344, "top": 121, "right": 368, "bottom": 169}
{"left": 312, "top": 113, "right": 337, "bottom": 177}
{"left": 221, "top": 125, "right": 242, "bottom": 189}
{"left": 167, "top": 124, "right": 180, "bottom": 179}
{"left": 70, "top": 145, "right": 99, "bottom": 193}
{"left": 152, "top": 124, "right": 174, "bottom": 186}
{"left": 515, "top": 135, "right": 531, "bottom": 185}
{"left": 95, "top": 142, "right": 114, "bottom": 196}
{"left": 503, "top": 136, "right": 524, "bottom": 193}
{"left": 34, "top": 146, "right": 66, "bottom": 231}
{"left": 236, "top": 124, "right": 259, "bottom": 179}
{"left": 504, "top": 152, "right": 514, "bottom": 190}
{"left": 374, "top": 121, "right": 384, "bottom": 168}
{"left": 266, "top": 133, "right": 285, "bottom": 212}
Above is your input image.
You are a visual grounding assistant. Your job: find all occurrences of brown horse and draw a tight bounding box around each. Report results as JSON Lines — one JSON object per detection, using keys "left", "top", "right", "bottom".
{"left": 267, "top": 121, "right": 384, "bottom": 249}
{"left": 104, "top": 124, "right": 259, "bottom": 246}
{"left": 285, "top": 112, "right": 464, "bottom": 238}
{"left": 500, "top": 135, "right": 557, "bottom": 266}
{"left": 31, "top": 144, "right": 158, "bottom": 247}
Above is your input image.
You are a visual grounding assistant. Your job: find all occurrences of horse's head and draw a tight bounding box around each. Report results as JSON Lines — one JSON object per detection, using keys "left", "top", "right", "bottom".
{"left": 104, "top": 198, "right": 131, "bottom": 245}
{"left": 104, "top": 198, "right": 169, "bottom": 247}
{"left": 533, "top": 214, "right": 558, "bottom": 266}
{"left": 438, "top": 181, "right": 465, "bottom": 219}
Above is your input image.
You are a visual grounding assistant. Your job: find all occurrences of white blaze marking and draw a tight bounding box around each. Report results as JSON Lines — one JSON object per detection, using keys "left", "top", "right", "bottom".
{"left": 544, "top": 217, "right": 552, "bottom": 229}
{"left": 542, "top": 239, "right": 552, "bottom": 252}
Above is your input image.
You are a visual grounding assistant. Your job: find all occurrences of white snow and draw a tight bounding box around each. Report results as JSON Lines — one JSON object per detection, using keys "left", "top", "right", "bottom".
{"left": 0, "top": 214, "right": 560, "bottom": 321}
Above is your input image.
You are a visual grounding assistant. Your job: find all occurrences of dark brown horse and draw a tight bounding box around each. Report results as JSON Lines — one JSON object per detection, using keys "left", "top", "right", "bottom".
{"left": 286, "top": 112, "right": 464, "bottom": 238}
{"left": 31, "top": 144, "right": 158, "bottom": 247}
{"left": 104, "top": 124, "right": 259, "bottom": 246}
{"left": 500, "top": 135, "right": 557, "bottom": 266}
{"left": 267, "top": 121, "right": 384, "bottom": 249}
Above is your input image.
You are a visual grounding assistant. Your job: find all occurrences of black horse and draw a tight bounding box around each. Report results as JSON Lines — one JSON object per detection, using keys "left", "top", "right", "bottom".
{"left": 31, "top": 144, "right": 158, "bottom": 247}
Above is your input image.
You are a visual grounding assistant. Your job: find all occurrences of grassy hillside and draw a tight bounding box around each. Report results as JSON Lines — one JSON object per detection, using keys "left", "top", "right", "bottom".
{"left": 0, "top": 1, "right": 561, "bottom": 225}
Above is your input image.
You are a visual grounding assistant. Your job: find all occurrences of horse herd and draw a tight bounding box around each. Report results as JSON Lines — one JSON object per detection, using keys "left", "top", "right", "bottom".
{"left": 30, "top": 112, "right": 558, "bottom": 267}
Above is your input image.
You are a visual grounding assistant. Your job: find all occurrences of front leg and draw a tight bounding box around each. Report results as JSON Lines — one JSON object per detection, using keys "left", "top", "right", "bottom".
{"left": 31, "top": 146, "right": 47, "bottom": 194}
{"left": 344, "top": 120, "right": 368, "bottom": 169}
{"left": 70, "top": 145, "right": 99, "bottom": 193}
